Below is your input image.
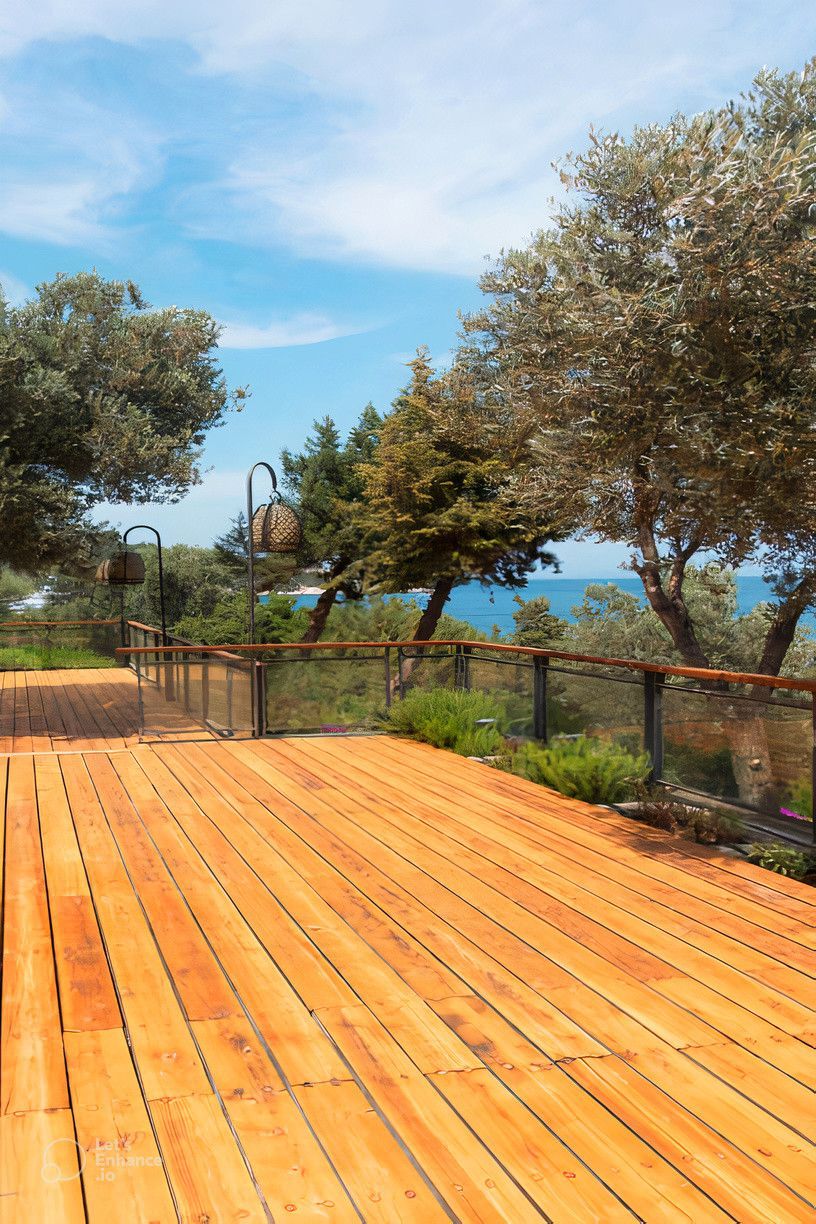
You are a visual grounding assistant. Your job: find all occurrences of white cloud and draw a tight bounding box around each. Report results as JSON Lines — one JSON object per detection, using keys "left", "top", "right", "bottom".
{"left": 0, "top": 2, "right": 813, "bottom": 270}
{"left": 218, "top": 312, "right": 367, "bottom": 349}
{"left": 0, "top": 268, "right": 29, "bottom": 304}
{"left": 0, "top": 75, "right": 163, "bottom": 247}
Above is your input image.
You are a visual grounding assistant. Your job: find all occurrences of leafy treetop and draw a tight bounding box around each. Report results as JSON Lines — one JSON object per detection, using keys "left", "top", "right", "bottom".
{"left": 0, "top": 271, "right": 242, "bottom": 573}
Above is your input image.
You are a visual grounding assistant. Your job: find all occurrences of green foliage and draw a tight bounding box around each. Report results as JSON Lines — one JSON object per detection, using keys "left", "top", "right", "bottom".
{"left": 470, "top": 60, "right": 816, "bottom": 682}
{"left": 510, "top": 594, "right": 568, "bottom": 647}
{"left": 561, "top": 568, "right": 815, "bottom": 676}
{"left": 0, "top": 272, "right": 240, "bottom": 573}
{"left": 123, "top": 543, "right": 238, "bottom": 628}
{"left": 324, "top": 594, "right": 487, "bottom": 645}
{"left": 175, "top": 591, "right": 306, "bottom": 645}
{"left": 355, "top": 350, "right": 562, "bottom": 639}
{"left": 785, "top": 780, "right": 813, "bottom": 821}
{"left": 0, "top": 645, "right": 116, "bottom": 670}
{"left": 510, "top": 736, "right": 650, "bottom": 804}
{"left": 0, "top": 568, "right": 37, "bottom": 611}
{"left": 280, "top": 407, "right": 382, "bottom": 639}
{"left": 383, "top": 688, "right": 505, "bottom": 757}
{"left": 747, "top": 842, "right": 815, "bottom": 880}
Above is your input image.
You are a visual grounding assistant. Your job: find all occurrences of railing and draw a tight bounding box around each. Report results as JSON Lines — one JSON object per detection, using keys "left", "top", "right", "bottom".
{"left": 0, "top": 618, "right": 121, "bottom": 669}
{"left": 124, "top": 621, "right": 253, "bottom": 737}
{"left": 118, "top": 635, "right": 816, "bottom": 835}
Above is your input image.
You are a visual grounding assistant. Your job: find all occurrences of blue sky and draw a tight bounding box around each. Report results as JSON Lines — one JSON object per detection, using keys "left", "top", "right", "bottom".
{"left": 1, "top": 2, "right": 814, "bottom": 576}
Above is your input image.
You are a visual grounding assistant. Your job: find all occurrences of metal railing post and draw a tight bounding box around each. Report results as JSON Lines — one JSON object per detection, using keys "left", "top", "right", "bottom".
{"left": 644, "top": 671, "right": 665, "bottom": 781}
{"left": 183, "top": 652, "right": 191, "bottom": 713}
{"left": 384, "top": 647, "right": 392, "bottom": 709}
{"left": 533, "top": 656, "right": 549, "bottom": 742}
{"left": 397, "top": 647, "right": 405, "bottom": 700}
{"left": 253, "top": 660, "right": 266, "bottom": 736}
{"left": 202, "top": 657, "right": 210, "bottom": 726}
{"left": 226, "top": 665, "right": 234, "bottom": 730}
{"left": 135, "top": 655, "right": 145, "bottom": 737}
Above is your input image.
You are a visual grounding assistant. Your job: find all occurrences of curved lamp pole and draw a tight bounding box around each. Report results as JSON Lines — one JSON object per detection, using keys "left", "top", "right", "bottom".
{"left": 246, "top": 461, "right": 279, "bottom": 645}
{"left": 123, "top": 524, "right": 167, "bottom": 645}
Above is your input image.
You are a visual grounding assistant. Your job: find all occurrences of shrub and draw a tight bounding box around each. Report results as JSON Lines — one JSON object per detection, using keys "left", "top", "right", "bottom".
{"left": 383, "top": 688, "right": 505, "bottom": 757}
{"left": 747, "top": 842, "right": 814, "bottom": 880}
{"left": 633, "top": 786, "right": 745, "bottom": 844}
{"left": 683, "top": 809, "right": 744, "bottom": 845}
{"left": 510, "top": 736, "right": 650, "bottom": 805}
{"left": 782, "top": 780, "right": 813, "bottom": 822}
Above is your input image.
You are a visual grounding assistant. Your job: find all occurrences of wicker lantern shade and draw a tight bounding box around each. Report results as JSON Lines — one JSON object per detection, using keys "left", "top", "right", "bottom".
{"left": 251, "top": 500, "right": 303, "bottom": 554}
{"left": 95, "top": 551, "right": 146, "bottom": 586}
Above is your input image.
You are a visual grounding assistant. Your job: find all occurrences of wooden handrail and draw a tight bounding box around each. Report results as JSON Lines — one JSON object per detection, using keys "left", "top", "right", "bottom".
{"left": 0, "top": 618, "right": 120, "bottom": 628}
{"left": 115, "top": 637, "right": 816, "bottom": 695}
{"left": 125, "top": 620, "right": 246, "bottom": 664}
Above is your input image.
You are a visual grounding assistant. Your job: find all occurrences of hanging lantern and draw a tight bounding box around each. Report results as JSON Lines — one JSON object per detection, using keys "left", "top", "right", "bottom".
{"left": 251, "top": 499, "right": 303, "bottom": 554}
{"left": 95, "top": 551, "right": 146, "bottom": 586}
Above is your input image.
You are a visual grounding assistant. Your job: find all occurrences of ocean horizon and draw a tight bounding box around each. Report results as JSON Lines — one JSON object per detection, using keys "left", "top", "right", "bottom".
{"left": 285, "top": 574, "right": 809, "bottom": 636}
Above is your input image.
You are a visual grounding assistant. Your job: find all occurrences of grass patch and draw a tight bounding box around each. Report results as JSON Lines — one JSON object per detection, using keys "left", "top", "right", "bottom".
{"left": 0, "top": 645, "right": 117, "bottom": 670}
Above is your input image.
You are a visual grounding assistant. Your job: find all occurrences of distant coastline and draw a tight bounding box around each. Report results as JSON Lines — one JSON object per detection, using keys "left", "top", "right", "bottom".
{"left": 262, "top": 574, "right": 809, "bottom": 636}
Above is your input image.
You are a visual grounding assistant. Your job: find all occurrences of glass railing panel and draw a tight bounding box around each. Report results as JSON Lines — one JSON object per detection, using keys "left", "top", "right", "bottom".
{"left": 661, "top": 682, "right": 813, "bottom": 821}
{"left": 263, "top": 650, "right": 389, "bottom": 734}
{"left": 466, "top": 652, "right": 535, "bottom": 737}
{"left": 546, "top": 664, "right": 645, "bottom": 753}
{"left": 0, "top": 620, "right": 121, "bottom": 669}
{"left": 135, "top": 655, "right": 254, "bottom": 739}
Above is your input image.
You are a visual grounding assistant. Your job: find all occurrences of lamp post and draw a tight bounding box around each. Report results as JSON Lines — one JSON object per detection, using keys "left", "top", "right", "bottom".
{"left": 123, "top": 524, "right": 168, "bottom": 645}
{"left": 245, "top": 461, "right": 303, "bottom": 643}
{"left": 245, "top": 461, "right": 303, "bottom": 737}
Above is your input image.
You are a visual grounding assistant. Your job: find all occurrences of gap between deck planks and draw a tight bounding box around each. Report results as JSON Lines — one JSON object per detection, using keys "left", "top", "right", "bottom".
{"left": 1, "top": 730, "right": 815, "bottom": 1223}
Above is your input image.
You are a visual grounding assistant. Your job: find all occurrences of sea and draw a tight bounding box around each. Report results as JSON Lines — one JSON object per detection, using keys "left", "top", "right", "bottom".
{"left": 287, "top": 574, "right": 806, "bottom": 637}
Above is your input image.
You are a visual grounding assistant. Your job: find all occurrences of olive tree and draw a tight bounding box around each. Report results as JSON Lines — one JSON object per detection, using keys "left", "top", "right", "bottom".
{"left": 0, "top": 271, "right": 242, "bottom": 573}
{"left": 469, "top": 62, "right": 816, "bottom": 807}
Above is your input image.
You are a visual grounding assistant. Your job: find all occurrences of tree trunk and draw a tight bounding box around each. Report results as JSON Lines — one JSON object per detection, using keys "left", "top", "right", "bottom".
{"left": 720, "top": 702, "right": 780, "bottom": 814}
{"left": 300, "top": 585, "right": 338, "bottom": 644}
{"left": 413, "top": 576, "right": 456, "bottom": 642}
{"left": 634, "top": 558, "right": 712, "bottom": 670}
{"left": 752, "top": 579, "right": 812, "bottom": 689}
{"left": 398, "top": 576, "right": 456, "bottom": 690}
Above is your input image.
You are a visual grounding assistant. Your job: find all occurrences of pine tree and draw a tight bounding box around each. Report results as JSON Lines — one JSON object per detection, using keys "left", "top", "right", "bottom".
{"left": 356, "top": 350, "right": 562, "bottom": 654}
{"left": 281, "top": 405, "right": 382, "bottom": 642}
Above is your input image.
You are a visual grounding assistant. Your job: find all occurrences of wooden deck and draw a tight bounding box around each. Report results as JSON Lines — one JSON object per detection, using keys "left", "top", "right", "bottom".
{"left": 0, "top": 667, "right": 220, "bottom": 752}
{"left": 2, "top": 701, "right": 816, "bottom": 1219}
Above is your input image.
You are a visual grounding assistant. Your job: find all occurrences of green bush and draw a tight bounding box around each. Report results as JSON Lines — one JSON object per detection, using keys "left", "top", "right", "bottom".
{"left": 783, "top": 780, "right": 813, "bottom": 822}
{"left": 511, "top": 736, "right": 650, "bottom": 805}
{"left": 747, "top": 842, "right": 814, "bottom": 880}
{"left": 383, "top": 688, "right": 505, "bottom": 757}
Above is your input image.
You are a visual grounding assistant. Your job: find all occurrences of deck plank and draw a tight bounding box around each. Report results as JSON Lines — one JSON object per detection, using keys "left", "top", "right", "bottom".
{"left": 64, "top": 1027, "right": 177, "bottom": 1220}
{"left": 1, "top": 755, "right": 68, "bottom": 1115}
